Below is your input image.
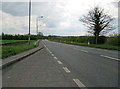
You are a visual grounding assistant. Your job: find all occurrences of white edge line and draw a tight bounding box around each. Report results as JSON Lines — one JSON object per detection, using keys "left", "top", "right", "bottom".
{"left": 73, "top": 79, "right": 86, "bottom": 88}
{"left": 100, "top": 55, "right": 119, "bottom": 61}
{"left": 63, "top": 67, "right": 70, "bottom": 73}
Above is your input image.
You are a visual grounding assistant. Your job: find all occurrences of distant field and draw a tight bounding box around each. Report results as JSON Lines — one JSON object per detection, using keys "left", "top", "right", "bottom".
{"left": 1, "top": 40, "right": 39, "bottom": 59}
{"left": 1, "top": 40, "right": 27, "bottom": 44}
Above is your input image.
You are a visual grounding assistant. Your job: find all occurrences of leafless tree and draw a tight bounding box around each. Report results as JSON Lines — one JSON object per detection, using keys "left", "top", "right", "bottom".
{"left": 80, "top": 7, "right": 114, "bottom": 44}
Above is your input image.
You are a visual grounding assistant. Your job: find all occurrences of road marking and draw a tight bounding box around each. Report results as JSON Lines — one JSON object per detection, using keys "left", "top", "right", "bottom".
{"left": 46, "top": 48, "right": 52, "bottom": 54}
{"left": 52, "top": 54, "right": 55, "bottom": 57}
{"left": 63, "top": 67, "right": 70, "bottom": 73}
{"left": 74, "top": 48, "right": 88, "bottom": 53}
{"left": 100, "top": 55, "right": 120, "bottom": 61}
{"left": 73, "top": 79, "right": 86, "bottom": 88}
{"left": 81, "top": 50, "right": 88, "bottom": 53}
{"left": 49, "top": 51, "right": 52, "bottom": 54}
{"left": 48, "top": 50, "right": 51, "bottom": 53}
{"left": 43, "top": 44, "right": 53, "bottom": 55}
{"left": 46, "top": 48, "right": 49, "bottom": 51}
{"left": 43, "top": 44, "right": 47, "bottom": 48}
{"left": 54, "top": 57, "right": 58, "bottom": 60}
{"left": 57, "top": 61, "right": 63, "bottom": 64}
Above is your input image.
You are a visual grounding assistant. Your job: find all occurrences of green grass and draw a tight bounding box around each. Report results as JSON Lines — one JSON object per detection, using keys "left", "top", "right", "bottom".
{"left": 1, "top": 40, "right": 40, "bottom": 59}
{"left": 1, "top": 40, "right": 27, "bottom": 44}
{"left": 51, "top": 40, "right": 119, "bottom": 51}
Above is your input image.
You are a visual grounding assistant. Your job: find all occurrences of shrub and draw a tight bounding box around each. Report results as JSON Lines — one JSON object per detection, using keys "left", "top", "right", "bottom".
{"left": 97, "top": 36, "right": 106, "bottom": 44}
{"left": 105, "top": 36, "right": 119, "bottom": 46}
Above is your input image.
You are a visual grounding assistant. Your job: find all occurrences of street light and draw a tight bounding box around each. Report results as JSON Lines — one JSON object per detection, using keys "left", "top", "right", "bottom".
{"left": 36, "top": 16, "right": 43, "bottom": 40}
{"left": 28, "top": 0, "right": 31, "bottom": 45}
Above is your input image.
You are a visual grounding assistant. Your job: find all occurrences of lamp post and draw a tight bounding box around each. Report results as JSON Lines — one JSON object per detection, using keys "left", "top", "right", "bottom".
{"left": 36, "top": 16, "right": 43, "bottom": 40}
{"left": 28, "top": 0, "right": 31, "bottom": 45}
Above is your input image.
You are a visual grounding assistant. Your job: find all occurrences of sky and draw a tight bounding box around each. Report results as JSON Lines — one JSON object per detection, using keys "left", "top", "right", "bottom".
{"left": 0, "top": 0, "right": 119, "bottom": 36}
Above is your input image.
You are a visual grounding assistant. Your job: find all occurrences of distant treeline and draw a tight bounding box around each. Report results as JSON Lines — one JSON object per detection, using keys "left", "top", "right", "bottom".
{"left": 48, "top": 36, "right": 106, "bottom": 44}
{"left": 1, "top": 33, "right": 119, "bottom": 46}
{"left": 1, "top": 33, "right": 45, "bottom": 40}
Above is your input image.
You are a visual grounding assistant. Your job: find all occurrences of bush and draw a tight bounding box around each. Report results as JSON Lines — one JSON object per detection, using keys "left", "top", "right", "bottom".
{"left": 105, "top": 36, "right": 119, "bottom": 46}
{"left": 97, "top": 36, "right": 106, "bottom": 44}
{"left": 1, "top": 33, "right": 38, "bottom": 40}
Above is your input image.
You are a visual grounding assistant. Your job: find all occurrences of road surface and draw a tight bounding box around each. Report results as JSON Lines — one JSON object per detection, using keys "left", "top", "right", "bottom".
{"left": 3, "top": 40, "right": 119, "bottom": 88}
{"left": 43, "top": 40, "right": 118, "bottom": 87}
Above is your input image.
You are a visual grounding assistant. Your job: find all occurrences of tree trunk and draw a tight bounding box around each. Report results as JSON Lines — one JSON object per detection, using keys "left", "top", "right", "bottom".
{"left": 95, "top": 34, "right": 98, "bottom": 44}
{"left": 96, "top": 36, "right": 98, "bottom": 44}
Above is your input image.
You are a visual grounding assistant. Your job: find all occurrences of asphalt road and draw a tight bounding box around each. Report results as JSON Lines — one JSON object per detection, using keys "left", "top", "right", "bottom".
{"left": 42, "top": 40, "right": 119, "bottom": 87}
{"left": 3, "top": 40, "right": 119, "bottom": 88}
{"left": 3, "top": 46, "right": 78, "bottom": 87}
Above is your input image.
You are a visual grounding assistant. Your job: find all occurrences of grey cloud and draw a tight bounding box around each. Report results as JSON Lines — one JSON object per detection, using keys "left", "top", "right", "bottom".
{"left": 1, "top": 1, "right": 118, "bottom": 36}
{"left": 2, "top": 2, "right": 28, "bottom": 16}
{"left": 2, "top": 2, "right": 65, "bottom": 28}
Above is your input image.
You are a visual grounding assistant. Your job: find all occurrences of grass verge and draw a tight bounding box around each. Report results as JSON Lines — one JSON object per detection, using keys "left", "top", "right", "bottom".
{"left": 1, "top": 40, "right": 27, "bottom": 44}
{"left": 1, "top": 40, "right": 40, "bottom": 59}
{"left": 50, "top": 40, "right": 119, "bottom": 51}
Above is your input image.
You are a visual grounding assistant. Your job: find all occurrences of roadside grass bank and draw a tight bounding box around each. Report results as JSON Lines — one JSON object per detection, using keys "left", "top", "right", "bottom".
{"left": 50, "top": 40, "right": 119, "bottom": 51}
{"left": 1, "top": 40, "right": 40, "bottom": 59}
{"left": 1, "top": 40, "right": 27, "bottom": 44}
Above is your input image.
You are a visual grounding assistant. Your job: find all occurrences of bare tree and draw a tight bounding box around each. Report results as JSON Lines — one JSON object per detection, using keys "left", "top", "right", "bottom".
{"left": 80, "top": 7, "right": 114, "bottom": 44}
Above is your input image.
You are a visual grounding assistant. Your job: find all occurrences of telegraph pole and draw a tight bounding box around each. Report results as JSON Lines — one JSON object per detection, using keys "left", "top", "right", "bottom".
{"left": 36, "top": 17, "right": 38, "bottom": 40}
{"left": 28, "top": 0, "right": 31, "bottom": 45}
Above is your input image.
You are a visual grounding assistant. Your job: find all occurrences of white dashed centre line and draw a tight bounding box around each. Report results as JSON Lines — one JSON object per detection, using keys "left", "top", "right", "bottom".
{"left": 57, "top": 61, "right": 63, "bottom": 64}
{"left": 51, "top": 54, "right": 55, "bottom": 57}
{"left": 81, "top": 50, "right": 88, "bottom": 53}
{"left": 54, "top": 57, "right": 58, "bottom": 60}
{"left": 100, "top": 55, "right": 119, "bottom": 61}
{"left": 73, "top": 79, "right": 86, "bottom": 88}
{"left": 44, "top": 45, "right": 47, "bottom": 48}
{"left": 63, "top": 67, "right": 70, "bottom": 73}
{"left": 49, "top": 51, "right": 52, "bottom": 54}
{"left": 43, "top": 44, "right": 53, "bottom": 55}
{"left": 46, "top": 48, "right": 49, "bottom": 51}
{"left": 74, "top": 48, "right": 88, "bottom": 53}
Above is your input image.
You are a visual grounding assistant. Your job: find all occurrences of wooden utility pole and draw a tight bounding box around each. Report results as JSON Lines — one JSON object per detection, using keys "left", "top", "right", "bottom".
{"left": 28, "top": 0, "right": 31, "bottom": 45}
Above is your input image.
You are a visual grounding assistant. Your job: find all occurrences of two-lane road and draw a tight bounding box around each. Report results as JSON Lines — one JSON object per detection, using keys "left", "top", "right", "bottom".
{"left": 3, "top": 40, "right": 119, "bottom": 88}
{"left": 43, "top": 40, "right": 119, "bottom": 87}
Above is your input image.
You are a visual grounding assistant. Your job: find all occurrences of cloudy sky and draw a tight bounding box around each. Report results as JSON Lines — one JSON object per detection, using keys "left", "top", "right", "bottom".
{"left": 1, "top": 0, "right": 119, "bottom": 36}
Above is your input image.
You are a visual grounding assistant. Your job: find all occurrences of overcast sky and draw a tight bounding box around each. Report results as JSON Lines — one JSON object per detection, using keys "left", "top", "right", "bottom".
{"left": 1, "top": 0, "right": 119, "bottom": 36}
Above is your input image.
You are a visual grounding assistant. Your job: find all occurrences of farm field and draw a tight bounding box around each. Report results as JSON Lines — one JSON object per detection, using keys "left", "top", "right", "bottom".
{"left": 1, "top": 40, "right": 39, "bottom": 59}
{"left": 0, "top": 40, "right": 27, "bottom": 44}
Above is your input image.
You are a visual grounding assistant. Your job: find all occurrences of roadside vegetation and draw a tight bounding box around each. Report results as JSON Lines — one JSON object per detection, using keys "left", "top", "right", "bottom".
{"left": 0, "top": 32, "right": 42, "bottom": 59}
{"left": 48, "top": 34, "right": 119, "bottom": 51}
{"left": 1, "top": 40, "right": 27, "bottom": 44}
{"left": 80, "top": 6, "right": 115, "bottom": 44}
{"left": 1, "top": 40, "right": 40, "bottom": 59}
